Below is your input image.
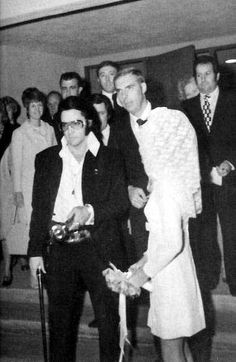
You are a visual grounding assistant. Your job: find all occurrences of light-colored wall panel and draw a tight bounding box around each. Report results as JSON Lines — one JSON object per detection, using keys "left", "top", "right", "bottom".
{"left": 0, "top": 45, "right": 80, "bottom": 122}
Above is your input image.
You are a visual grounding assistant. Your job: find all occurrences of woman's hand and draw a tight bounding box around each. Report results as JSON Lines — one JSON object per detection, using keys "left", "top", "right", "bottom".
{"left": 128, "top": 254, "right": 148, "bottom": 273}
{"left": 128, "top": 268, "right": 150, "bottom": 289}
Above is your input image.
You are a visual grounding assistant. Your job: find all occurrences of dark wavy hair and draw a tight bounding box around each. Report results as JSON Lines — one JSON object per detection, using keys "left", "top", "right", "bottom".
{"left": 96, "top": 60, "right": 120, "bottom": 77}
{"left": 90, "top": 93, "right": 114, "bottom": 125}
{"left": 58, "top": 96, "right": 102, "bottom": 141}
{"left": 59, "top": 72, "right": 84, "bottom": 88}
{"left": 1, "top": 96, "right": 21, "bottom": 122}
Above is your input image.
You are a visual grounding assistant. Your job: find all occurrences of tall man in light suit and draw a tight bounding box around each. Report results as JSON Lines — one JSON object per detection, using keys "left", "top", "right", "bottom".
{"left": 182, "top": 55, "right": 236, "bottom": 297}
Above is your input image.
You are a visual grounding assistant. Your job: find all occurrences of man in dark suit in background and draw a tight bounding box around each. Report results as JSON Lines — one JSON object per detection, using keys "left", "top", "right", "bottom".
{"left": 182, "top": 55, "right": 236, "bottom": 296}
{"left": 28, "top": 96, "right": 129, "bottom": 362}
{"left": 44, "top": 72, "right": 86, "bottom": 144}
{"left": 183, "top": 54, "right": 236, "bottom": 362}
{"left": 97, "top": 60, "right": 127, "bottom": 119}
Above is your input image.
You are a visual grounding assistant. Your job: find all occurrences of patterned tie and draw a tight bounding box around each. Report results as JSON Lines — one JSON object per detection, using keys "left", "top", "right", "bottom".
{"left": 136, "top": 118, "right": 147, "bottom": 126}
{"left": 203, "top": 95, "right": 211, "bottom": 131}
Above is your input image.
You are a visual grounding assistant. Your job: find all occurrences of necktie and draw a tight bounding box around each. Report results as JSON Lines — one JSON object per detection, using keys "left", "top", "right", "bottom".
{"left": 112, "top": 93, "right": 117, "bottom": 109}
{"left": 136, "top": 118, "right": 147, "bottom": 126}
{"left": 202, "top": 95, "right": 211, "bottom": 131}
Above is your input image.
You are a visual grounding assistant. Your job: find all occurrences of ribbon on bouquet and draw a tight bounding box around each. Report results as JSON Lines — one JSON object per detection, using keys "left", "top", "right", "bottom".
{"left": 118, "top": 292, "right": 130, "bottom": 362}
{"left": 103, "top": 262, "right": 139, "bottom": 361}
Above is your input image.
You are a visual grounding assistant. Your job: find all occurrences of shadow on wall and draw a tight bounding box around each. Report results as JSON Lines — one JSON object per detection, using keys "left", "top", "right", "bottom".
{"left": 146, "top": 79, "right": 166, "bottom": 108}
{"left": 219, "top": 65, "right": 236, "bottom": 91}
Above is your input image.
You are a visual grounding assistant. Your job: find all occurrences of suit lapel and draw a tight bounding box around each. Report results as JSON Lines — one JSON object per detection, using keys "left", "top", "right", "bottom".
{"left": 122, "top": 113, "right": 140, "bottom": 148}
{"left": 210, "top": 91, "right": 224, "bottom": 134}
{"left": 49, "top": 153, "right": 63, "bottom": 214}
{"left": 82, "top": 150, "right": 100, "bottom": 204}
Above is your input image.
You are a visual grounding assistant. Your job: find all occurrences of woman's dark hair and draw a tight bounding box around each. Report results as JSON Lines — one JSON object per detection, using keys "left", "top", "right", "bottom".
{"left": 58, "top": 96, "right": 102, "bottom": 141}
{"left": 0, "top": 98, "right": 9, "bottom": 124}
{"left": 2, "top": 96, "right": 21, "bottom": 123}
{"left": 21, "top": 88, "right": 46, "bottom": 110}
{"left": 90, "top": 93, "right": 114, "bottom": 124}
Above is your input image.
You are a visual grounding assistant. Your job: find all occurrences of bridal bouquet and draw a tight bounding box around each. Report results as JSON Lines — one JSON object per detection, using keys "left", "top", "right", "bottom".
{"left": 102, "top": 263, "right": 141, "bottom": 297}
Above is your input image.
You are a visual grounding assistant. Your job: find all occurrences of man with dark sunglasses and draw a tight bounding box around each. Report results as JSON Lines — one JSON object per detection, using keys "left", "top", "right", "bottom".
{"left": 28, "top": 96, "right": 129, "bottom": 362}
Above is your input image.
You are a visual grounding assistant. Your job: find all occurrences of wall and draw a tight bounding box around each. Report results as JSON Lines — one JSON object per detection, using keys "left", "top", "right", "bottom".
{"left": 0, "top": 33, "right": 235, "bottom": 122}
{"left": 0, "top": 45, "right": 80, "bottom": 122}
{"left": 78, "top": 34, "right": 236, "bottom": 76}
{"left": 0, "top": 0, "right": 120, "bottom": 27}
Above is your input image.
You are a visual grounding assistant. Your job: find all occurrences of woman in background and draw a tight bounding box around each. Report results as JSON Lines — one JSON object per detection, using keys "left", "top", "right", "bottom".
{"left": 1, "top": 88, "right": 56, "bottom": 285}
{"left": 91, "top": 93, "right": 114, "bottom": 146}
{"left": 0, "top": 96, "right": 20, "bottom": 159}
{"left": 177, "top": 76, "right": 199, "bottom": 101}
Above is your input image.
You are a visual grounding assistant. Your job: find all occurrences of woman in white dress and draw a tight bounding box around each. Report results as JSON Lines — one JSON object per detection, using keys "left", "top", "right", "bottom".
{"left": 126, "top": 108, "right": 205, "bottom": 361}
{"left": 2, "top": 88, "right": 56, "bottom": 284}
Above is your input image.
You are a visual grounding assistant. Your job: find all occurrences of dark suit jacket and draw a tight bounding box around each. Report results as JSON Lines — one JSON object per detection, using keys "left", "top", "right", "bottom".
{"left": 182, "top": 90, "right": 236, "bottom": 186}
{"left": 28, "top": 143, "right": 129, "bottom": 270}
{"left": 108, "top": 111, "right": 149, "bottom": 260}
{"left": 108, "top": 112, "right": 148, "bottom": 191}
{"left": 42, "top": 111, "right": 62, "bottom": 145}
{"left": 112, "top": 93, "right": 128, "bottom": 121}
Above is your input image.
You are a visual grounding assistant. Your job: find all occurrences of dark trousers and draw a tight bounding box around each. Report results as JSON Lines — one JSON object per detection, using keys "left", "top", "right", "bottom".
{"left": 189, "top": 183, "right": 221, "bottom": 291}
{"left": 189, "top": 182, "right": 236, "bottom": 360}
{"left": 129, "top": 206, "right": 149, "bottom": 262}
{"left": 214, "top": 184, "right": 236, "bottom": 293}
{"left": 46, "top": 242, "right": 120, "bottom": 362}
{"left": 189, "top": 184, "right": 220, "bottom": 361}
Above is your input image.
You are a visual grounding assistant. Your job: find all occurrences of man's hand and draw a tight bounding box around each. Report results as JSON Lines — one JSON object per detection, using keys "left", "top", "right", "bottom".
{"left": 216, "top": 160, "right": 232, "bottom": 177}
{"left": 67, "top": 206, "right": 90, "bottom": 230}
{"left": 128, "top": 186, "right": 148, "bottom": 209}
{"left": 29, "top": 257, "right": 46, "bottom": 289}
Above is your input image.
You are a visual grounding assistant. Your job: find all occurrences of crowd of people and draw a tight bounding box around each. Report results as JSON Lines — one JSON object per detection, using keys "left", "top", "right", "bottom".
{"left": 0, "top": 55, "right": 235, "bottom": 362}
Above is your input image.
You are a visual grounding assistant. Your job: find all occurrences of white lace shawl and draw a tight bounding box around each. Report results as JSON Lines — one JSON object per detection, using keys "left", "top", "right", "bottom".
{"left": 138, "top": 107, "right": 202, "bottom": 223}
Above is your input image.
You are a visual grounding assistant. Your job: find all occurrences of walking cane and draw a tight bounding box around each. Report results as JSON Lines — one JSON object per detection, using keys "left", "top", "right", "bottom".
{"left": 37, "top": 267, "right": 48, "bottom": 362}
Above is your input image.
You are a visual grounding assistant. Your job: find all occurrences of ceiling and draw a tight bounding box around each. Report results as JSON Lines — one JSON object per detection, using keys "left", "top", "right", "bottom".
{"left": 0, "top": 0, "right": 236, "bottom": 59}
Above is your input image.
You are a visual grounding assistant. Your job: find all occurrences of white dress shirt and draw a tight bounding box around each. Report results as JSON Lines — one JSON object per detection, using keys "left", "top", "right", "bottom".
{"left": 130, "top": 101, "right": 152, "bottom": 144}
{"left": 101, "top": 124, "right": 110, "bottom": 146}
{"left": 102, "top": 90, "right": 115, "bottom": 107}
{"left": 53, "top": 133, "right": 100, "bottom": 223}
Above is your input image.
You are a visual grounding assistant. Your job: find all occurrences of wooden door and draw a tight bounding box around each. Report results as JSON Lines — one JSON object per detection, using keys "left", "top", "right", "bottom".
{"left": 146, "top": 45, "right": 195, "bottom": 109}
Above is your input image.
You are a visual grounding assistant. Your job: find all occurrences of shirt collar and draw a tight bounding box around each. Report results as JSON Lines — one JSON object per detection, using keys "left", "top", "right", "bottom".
{"left": 102, "top": 90, "right": 115, "bottom": 102}
{"left": 60, "top": 131, "right": 100, "bottom": 159}
{"left": 130, "top": 101, "right": 152, "bottom": 124}
{"left": 102, "top": 124, "right": 110, "bottom": 137}
{"left": 200, "top": 86, "right": 219, "bottom": 101}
